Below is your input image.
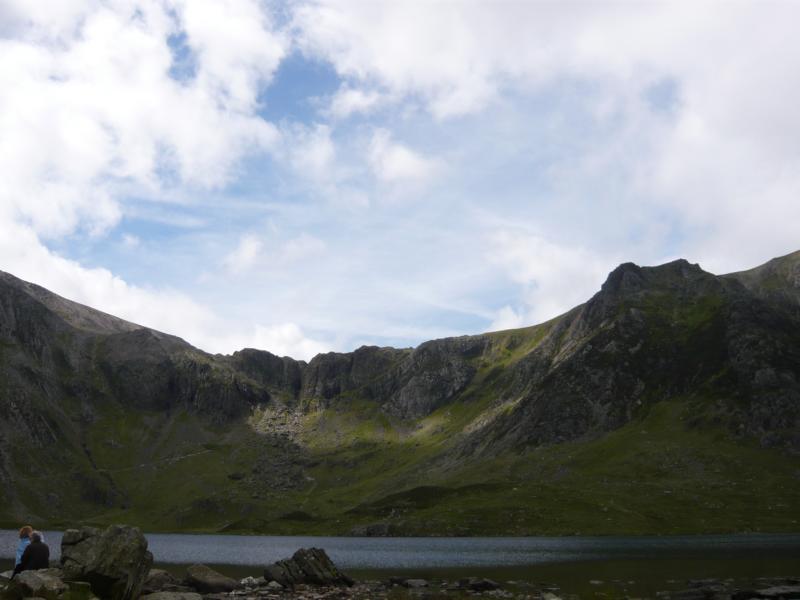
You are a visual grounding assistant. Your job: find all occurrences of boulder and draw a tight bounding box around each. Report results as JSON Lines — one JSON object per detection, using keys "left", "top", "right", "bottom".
{"left": 184, "top": 564, "right": 240, "bottom": 594}
{"left": 142, "top": 569, "right": 180, "bottom": 594}
{"left": 263, "top": 548, "right": 354, "bottom": 588}
{"left": 460, "top": 577, "right": 501, "bottom": 591}
{"left": 61, "top": 524, "right": 153, "bottom": 600}
{"left": 4, "top": 569, "right": 67, "bottom": 600}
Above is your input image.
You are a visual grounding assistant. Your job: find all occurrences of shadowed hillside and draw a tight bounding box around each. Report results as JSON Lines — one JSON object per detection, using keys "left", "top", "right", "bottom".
{"left": 0, "top": 252, "right": 798, "bottom": 535}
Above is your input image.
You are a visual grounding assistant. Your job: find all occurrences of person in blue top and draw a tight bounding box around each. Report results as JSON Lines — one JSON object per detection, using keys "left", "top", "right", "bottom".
{"left": 15, "top": 526, "right": 33, "bottom": 567}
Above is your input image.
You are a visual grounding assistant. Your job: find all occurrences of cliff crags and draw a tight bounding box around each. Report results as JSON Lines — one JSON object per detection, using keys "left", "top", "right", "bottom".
{"left": 0, "top": 252, "right": 798, "bottom": 535}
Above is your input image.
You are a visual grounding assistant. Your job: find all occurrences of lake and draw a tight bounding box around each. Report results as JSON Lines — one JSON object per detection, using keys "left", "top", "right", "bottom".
{"left": 2, "top": 531, "right": 799, "bottom": 596}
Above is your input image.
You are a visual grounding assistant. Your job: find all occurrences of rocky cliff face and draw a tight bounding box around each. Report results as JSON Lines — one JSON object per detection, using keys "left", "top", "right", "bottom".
{"left": 455, "top": 258, "right": 800, "bottom": 455}
{"left": 0, "top": 252, "right": 798, "bottom": 533}
{"left": 725, "top": 250, "right": 800, "bottom": 317}
{"left": 2, "top": 255, "right": 799, "bottom": 442}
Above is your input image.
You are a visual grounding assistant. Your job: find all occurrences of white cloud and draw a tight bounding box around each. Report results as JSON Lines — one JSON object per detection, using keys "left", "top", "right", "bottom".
{"left": 294, "top": 0, "right": 800, "bottom": 272}
{"left": 223, "top": 232, "right": 327, "bottom": 276}
{"left": 328, "top": 86, "right": 383, "bottom": 118}
{"left": 0, "top": 0, "right": 284, "bottom": 240}
{"left": 122, "top": 234, "right": 141, "bottom": 248}
{"left": 285, "top": 123, "right": 336, "bottom": 180}
{"left": 488, "top": 305, "right": 526, "bottom": 332}
{"left": 224, "top": 234, "right": 264, "bottom": 274}
{"left": 3, "top": 0, "right": 800, "bottom": 360}
{"left": 281, "top": 233, "right": 327, "bottom": 262}
{"left": 293, "top": 1, "right": 501, "bottom": 118}
{"left": 232, "top": 323, "right": 328, "bottom": 360}
{"left": 0, "top": 1, "right": 332, "bottom": 361}
{"left": 368, "top": 129, "right": 439, "bottom": 183}
{"left": 487, "top": 230, "right": 617, "bottom": 330}
{"left": 0, "top": 221, "right": 328, "bottom": 360}
{"left": 177, "top": 0, "right": 287, "bottom": 113}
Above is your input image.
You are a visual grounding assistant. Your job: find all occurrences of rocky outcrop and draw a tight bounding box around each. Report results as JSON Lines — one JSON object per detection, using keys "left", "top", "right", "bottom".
{"left": 227, "top": 348, "right": 304, "bottom": 399}
{"left": 298, "top": 346, "right": 409, "bottom": 410}
{"left": 456, "top": 257, "right": 800, "bottom": 455}
{"left": 263, "top": 548, "right": 353, "bottom": 588}
{"left": 61, "top": 525, "right": 153, "bottom": 600}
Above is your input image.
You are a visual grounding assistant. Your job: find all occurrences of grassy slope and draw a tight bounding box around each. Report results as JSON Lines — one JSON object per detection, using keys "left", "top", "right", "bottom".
{"left": 1, "top": 310, "right": 798, "bottom": 535}
{"left": 16, "top": 392, "right": 794, "bottom": 536}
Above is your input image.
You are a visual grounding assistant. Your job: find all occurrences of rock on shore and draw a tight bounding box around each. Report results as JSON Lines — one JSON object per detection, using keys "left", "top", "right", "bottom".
{"left": 263, "top": 548, "right": 354, "bottom": 588}
{"left": 61, "top": 524, "right": 153, "bottom": 600}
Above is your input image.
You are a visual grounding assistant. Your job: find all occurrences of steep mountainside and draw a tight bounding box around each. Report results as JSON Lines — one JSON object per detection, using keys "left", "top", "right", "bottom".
{"left": 0, "top": 253, "right": 798, "bottom": 535}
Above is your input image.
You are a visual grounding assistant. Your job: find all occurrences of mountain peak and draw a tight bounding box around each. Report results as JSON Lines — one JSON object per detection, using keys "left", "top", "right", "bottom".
{"left": 0, "top": 270, "right": 142, "bottom": 336}
{"left": 600, "top": 258, "right": 706, "bottom": 297}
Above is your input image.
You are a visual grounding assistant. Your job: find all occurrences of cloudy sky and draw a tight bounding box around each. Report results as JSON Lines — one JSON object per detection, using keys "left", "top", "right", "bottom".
{"left": 1, "top": 1, "right": 798, "bottom": 360}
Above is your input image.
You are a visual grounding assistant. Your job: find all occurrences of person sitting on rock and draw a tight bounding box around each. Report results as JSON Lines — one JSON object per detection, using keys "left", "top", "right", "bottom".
{"left": 12, "top": 530, "right": 49, "bottom": 578}
{"left": 15, "top": 525, "right": 33, "bottom": 568}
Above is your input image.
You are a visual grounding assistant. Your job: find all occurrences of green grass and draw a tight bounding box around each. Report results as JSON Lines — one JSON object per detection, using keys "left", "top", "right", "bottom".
{"left": 1, "top": 393, "right": 798, "bottom": 535}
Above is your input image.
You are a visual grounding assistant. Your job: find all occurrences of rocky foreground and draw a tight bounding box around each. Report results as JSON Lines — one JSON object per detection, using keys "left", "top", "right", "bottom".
{"left": 0, "top": 525, "right": 798, "bottom": 600}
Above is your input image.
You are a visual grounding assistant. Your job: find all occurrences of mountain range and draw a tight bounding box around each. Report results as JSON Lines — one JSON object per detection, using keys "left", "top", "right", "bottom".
{"left": 0, "top": 251, "right": 798, "bottom": 535}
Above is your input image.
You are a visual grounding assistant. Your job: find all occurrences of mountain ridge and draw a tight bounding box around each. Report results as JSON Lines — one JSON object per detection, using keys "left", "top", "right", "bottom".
{"left": 0, "top": 251, "right": 798, "bottom": 535}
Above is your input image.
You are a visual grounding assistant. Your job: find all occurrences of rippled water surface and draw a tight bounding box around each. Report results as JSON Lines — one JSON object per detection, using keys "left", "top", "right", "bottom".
{"left": 1, "top": 531, "right": 799, "bottom": 569}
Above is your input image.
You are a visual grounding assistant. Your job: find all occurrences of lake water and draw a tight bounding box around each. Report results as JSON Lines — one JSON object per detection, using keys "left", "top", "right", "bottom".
{"left": 2, "top": 531, "right": 799, "bottom": 568}
{"left": 2, "top": 531, "right": 799, "bottom": 596}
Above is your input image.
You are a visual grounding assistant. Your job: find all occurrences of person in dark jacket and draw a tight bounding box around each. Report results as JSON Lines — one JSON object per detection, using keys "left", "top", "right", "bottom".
{"left": 11, "top": 530, "right": 49, "bottom": 578}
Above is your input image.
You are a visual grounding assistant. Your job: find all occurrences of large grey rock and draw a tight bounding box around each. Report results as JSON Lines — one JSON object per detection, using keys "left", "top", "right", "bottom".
{"left": 61, "top": 525, "right": 153, "bottom": 600}
{"left": 142, "top": 569, "right": 181, "bottom": 594}
{"left": 263, "top": 548, "right": 353, "bottom": 587}
{"left": 5, "top": 569, "right": 66, "bottom": 600}
{"left": 184, "top": 564, "right": 240, "bottom": 594}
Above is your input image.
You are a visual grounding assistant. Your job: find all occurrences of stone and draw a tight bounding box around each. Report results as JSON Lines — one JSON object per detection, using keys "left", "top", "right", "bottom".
{"left": 140, "top": 593, "right": 203, "bottom": 600}
{"left": 460, "top": 577, "right": 501, "bottom": 591}
{"left": 61, "top": 525, "right": 153, "bottom": 600}
{"left": 185, "top": 564, "right": 240, "bottom": 594}
{"left": 404, "top": 579, "right": 429, "bottom": 588}
{"left": 752, "top": 586, "right": 800, "bottom": 599}
{"left": 143, "top": 569, "right": 181, "bottom": 594}
{"left": 263, "top": 548, "right": 354, "bottom": 588}
{"left": 6, "top": 569, "right": 67, "bottom": 600}
{"left": 267, "top": 581, "right": 284, "bottom": 590}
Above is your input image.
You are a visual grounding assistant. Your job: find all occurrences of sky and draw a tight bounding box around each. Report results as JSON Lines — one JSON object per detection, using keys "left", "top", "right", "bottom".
{"left": 1, "top": 0, "right": 799, "bottom": 360}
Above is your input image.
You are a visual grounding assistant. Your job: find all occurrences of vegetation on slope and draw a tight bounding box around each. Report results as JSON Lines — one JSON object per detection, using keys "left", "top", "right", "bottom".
{"left": 0, "top": 253, "right": 799, "bottom": 535}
